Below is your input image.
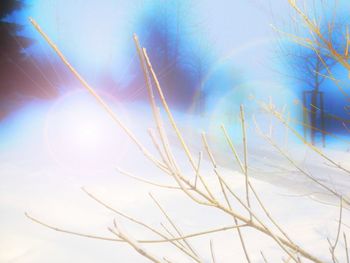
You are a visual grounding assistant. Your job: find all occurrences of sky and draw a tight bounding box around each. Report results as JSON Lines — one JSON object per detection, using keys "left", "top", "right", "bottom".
{"left": 2, "top": 0, "right": 350, "bottom": 159}
{"left": 10, "top": 0, "right": 289, "bottom": 91}
{"left": 6, "top": 0, "right": 350, "bottom": 89}
{"left": 2, "top": 0, "right": 349, "bottom": 146}
{"left": 20, "top": 1, "right": 302, "bottom": 117}
{"left": 0, "top": 0, "right": 296, "bottom": 143}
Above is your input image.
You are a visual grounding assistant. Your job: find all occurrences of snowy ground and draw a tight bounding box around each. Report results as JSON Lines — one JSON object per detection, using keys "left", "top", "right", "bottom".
{"left": 1, "top": 92, "right": 350, "bottom": 262}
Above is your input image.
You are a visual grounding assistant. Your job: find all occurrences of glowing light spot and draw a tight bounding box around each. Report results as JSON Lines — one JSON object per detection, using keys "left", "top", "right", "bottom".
{"left": 44, "top": 90, "right": 128, "bottom": 172}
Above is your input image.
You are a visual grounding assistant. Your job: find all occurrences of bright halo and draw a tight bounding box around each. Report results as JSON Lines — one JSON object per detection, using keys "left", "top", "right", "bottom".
{"left": 44, "top": 89, "right": 128, "bottom": 172}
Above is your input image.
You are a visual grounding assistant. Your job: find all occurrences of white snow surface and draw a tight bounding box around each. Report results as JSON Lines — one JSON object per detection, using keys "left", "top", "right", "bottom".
{"left": 1, "top": 95, "right": 350, "bottom": 263}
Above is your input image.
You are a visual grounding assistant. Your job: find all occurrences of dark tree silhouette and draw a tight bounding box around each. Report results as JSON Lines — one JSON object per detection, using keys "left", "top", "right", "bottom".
{"left": 0, "top": 1, "right": 31, "bottom": 113}
{"left": 126, "top": 1, "right": 214, "bottom": 112}
{"left": 0, "top": 0, "right": 60, "bottom": 118}
{"left": 279, "top": 16, "right": 348, "bottom": 145}
{"left": 184, "top": 39, "right": 215, "bottom": 115}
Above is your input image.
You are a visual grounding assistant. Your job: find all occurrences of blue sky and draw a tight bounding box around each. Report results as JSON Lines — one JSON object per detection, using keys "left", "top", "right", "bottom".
{"left": 9, "top": 0, "right": 350, "bottom": 79}
{"left": 5, "top": 0, "right": 350, "bottom": 129}
{"left": 10, "top": 0, "right": 288, "bottom": 79}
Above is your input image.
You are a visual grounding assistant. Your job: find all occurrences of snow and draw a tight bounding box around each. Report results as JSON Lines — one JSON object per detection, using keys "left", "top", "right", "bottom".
{"left": 0, "top": 93, "right": 349, "bottom": 262}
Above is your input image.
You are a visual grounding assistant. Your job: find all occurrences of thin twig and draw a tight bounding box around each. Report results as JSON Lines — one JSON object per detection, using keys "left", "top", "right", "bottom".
{"left": 25, "top": 212, "right": 120, "bottom": 242}
{"left": 328, "top": 197, "right": 343, "bottom": 262}
{"left": 344, "top": 232, "right": 349, "bottom": 263}
{"left": 221, "top": 124, "right": 245, "bottom": 173}
{"left": 26, "top": 212, "right": 245, "bottom": 244}
{"left": 210, "top": 240, "right": 216, "bottom": 263}
{"left": 261, "top": 251, "right": 269, "bottom": 263}
{"left": 117, "top": 167, "right": 183, "bottom": 190}
{"left": 240, "top": 105, "right": 251, "bottom": 219}
{"left": 194, "top": 151, "right": 203, "bottom": 188}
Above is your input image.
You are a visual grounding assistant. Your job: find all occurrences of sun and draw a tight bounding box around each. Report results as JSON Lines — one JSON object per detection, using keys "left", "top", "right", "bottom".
{"left": 44, "top": 89, "right": 127, "bottom": 172}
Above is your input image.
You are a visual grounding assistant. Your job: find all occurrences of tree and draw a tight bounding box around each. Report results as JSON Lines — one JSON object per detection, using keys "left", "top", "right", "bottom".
{"left": 0, "top": 0, "right": 60, "bottom": 118}
{"left": 126, "top": 0, "right": 214, "bottom": 112}
{"left": 183, "top": 38, "right": 215, "bottom": 115}
{"left": 0, "top": 1, "right": 31, "bottom": 115}
{"left": 278, "top": 10, "right": 347, "bottom": 145}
